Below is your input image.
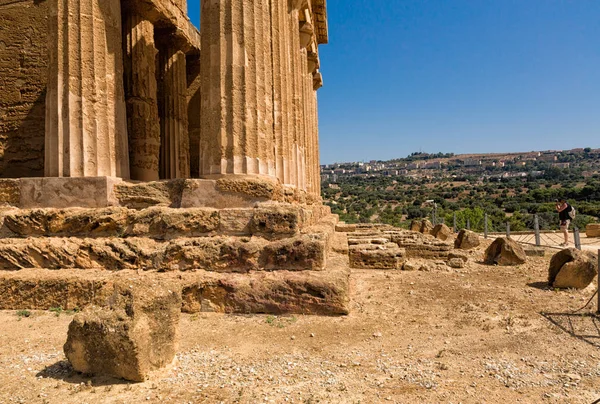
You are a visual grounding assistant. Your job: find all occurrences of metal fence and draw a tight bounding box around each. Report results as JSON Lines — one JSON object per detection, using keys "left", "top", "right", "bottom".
{"left": 434, "top": 212, "right": 599, "bottom": 251}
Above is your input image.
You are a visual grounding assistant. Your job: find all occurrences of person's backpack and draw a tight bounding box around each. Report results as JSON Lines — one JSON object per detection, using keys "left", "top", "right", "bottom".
{"left": 568, "top": 206, "right": 576, "bottom": 220}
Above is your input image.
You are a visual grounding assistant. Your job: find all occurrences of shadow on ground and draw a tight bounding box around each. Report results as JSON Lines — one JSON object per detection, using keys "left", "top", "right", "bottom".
{"left": 541, "top": 312, "right": 600, "bottom": 348}
{"left": 36, "top": 360, "right": 131, "bottom": 386}
{"left": 527, "top": 281, "right": 551, "bottom": 291}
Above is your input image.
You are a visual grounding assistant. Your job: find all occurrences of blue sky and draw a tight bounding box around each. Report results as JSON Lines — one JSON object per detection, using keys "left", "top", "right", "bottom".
{"left": 187, "top": 1, "right": 600, "bottom": 164}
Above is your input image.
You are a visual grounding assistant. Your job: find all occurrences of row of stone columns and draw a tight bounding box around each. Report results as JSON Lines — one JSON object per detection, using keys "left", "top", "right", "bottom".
{"left": 45, "top": 0, "right": 324, "bottom": 196}
{"left": 199, "top": 0, "right": 322, "bottom": 195}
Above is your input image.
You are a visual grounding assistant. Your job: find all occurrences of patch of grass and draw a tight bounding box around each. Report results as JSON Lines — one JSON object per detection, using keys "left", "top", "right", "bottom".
{"left": 265, "top": 315, "right": 297, "bottom": 328}
{"left": 16, "top": 310, "right": 31, "bottom": 319}
{"left": 49, "top": 306, "right": 64, "bottom": 317}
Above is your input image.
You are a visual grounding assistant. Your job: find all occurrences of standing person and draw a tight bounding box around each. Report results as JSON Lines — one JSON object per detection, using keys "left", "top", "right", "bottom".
{"left": 555, "top": 199, "right": 573, "bottom": 247}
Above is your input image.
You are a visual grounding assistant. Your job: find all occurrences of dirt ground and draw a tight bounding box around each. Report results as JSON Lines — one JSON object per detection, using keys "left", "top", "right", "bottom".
{"left": 1, "top": 247, "right": 600, "bottom": 404}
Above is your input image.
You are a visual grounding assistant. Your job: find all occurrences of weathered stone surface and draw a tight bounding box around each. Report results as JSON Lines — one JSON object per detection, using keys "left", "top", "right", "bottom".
{"left": 64, "top": 280, "right": 181, "bottom": 381}
{"left": 454, "top": 229, "right": 481, "bottom": 250}
{"left": 0, "top": 265, "right": 350, "bottom": 315}
{"left": 260, "top": 234, "right": 327, "bottom": 271}
{"left": 420, "top": 219, "right": 434, "bottom": 235}
{"left": 335, "top": 223, "right": 356, "bottom": 233}
{"left": 20, "top": 177, "right": 123, "bottom": 209}
{"left": 391, "top": 231, "right": 453, "bottom": 259}
{"left": 114, "top": 179, "right": 185, "bottom": 209}
{"left": 484, "top": 237, "right": 527, "bottom": 266}
{"left": 432, "top": 224, "right": 452, "bottom": 241}
{"left": 549, "top": 248, "right": 598, "bottom": 289}
{"left": 0, "top": 234, "right": 329, "bottom": 272}
{"left": 402, "top": 261, "right": 419, "bottom": 271}
{"left": 0, "top": 1, "right": 47, "bottom": 178}
{"left": 410, "top": 220, "right": 422, "bottom": 232}
{"left": 447, "top": 258, "right": 465, "bottom": 269}
{"left": 448, "top": 251, "right": 469, "bottom": 263}
{"left": 250, "top": 206, "right": 301, "bottom": 236}
{"left": 586, "top": 223, "right": 600, "bottom": 238}
{"left": 129, "top": 207, "right": 220, "bottom": 238}
{"left": 349, "top": 245, "right": 405, "bottom": 270}
{"left": 0, "top": 179, "right": 20, "bottom": 205}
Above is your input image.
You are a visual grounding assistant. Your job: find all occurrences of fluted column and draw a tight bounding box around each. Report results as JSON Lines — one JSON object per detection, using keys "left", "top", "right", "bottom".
{"left": 158, "top": 45, "right": 190, "bottom": 179}
{"left": 123, "top": 13, "right": 160, "bottom": 181}
{"left": 45, "top": 0, "right": 129, "bottom": 178}
{"left": 271, "top": 0, "right": 292, "bottom": 185}
{"left": 199, "top": 0, "right": 275, "bottom": 178}
{"left": 288, "top": 5, "right": 305, "bottom": 189}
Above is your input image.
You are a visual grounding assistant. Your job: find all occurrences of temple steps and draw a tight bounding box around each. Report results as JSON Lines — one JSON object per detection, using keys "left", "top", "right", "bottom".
{"left": 0, "top": 254, "right": 350, "bottom": 315}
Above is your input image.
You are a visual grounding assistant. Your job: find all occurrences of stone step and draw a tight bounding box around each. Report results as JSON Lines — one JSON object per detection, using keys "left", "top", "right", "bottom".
{"left": 0, "top": 233, "right": 330, "bottom": 272}
{"left": 0, "top": 256, "right": 350, "bottom": 315}
{"left": 0, "top": 205, "right": 322, "bottom": 239}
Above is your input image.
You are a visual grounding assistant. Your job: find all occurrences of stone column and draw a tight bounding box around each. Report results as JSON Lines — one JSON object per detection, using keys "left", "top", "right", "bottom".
{"left": 287, "top": 5, "right": 305, "bottom": 189}
{"left": 199, "top": 0, "right": 275, "bottom": 178}
{"left": 45, "top": 0, "right": 129, "bottom": 178}
{"left": 271, "top": 0, "right": 292, "bottom": 185}
{"left": 123, "top": 13, "right": 161, "bottom": 181}
{"left": 158, "top": 45, "right": 190, "bottom": 179}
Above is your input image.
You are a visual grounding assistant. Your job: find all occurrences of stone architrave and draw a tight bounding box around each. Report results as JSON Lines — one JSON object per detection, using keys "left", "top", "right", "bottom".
{"left": 199, "top": 0, "right": 276, "bottom": 179}
{"left": 45, "top": 0, "right": 129, "bottom": 179}
{"left": 159, "top": 45, "right": 190, "bottom": 179}
{"left": 123, "top": 14, "right": 161, "bottom": 181}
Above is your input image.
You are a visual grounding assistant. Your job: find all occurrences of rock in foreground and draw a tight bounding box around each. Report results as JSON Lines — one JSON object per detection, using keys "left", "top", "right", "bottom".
{"left": 454, "top": 230, "right": 480, "bottom": 250}
{"left": 64, "top": 280, "right": 181, "bottom": 382}
{"left": 484, "top": 237, "right": 526, "bottom": 266}
{"left": 549, "top": 248, "right": 598, "bottom": 289}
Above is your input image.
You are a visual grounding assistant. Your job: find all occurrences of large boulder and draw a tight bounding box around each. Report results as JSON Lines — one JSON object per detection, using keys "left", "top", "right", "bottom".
{"left": 484, "top": 237, "right": 527, "bottom": 266}
{"left": 410, "top": 220, "right": 422, "bottom": 232}
{"left": 586, "top": 223, "right": 600, "bottom": 238}
{"left": 549, "top": 248, "right": 598, "bottom": 289}
{"left": 454, "top": 229, "right": 480, "bottom": 250}
{"left": 420, "top": 219, "right": 434, "bottom": 235}
{"left": 432, "top": 224, "right": 453, "bottom": 241}
{"left": 64, "top": 279, "right": 182, "bottom": 382}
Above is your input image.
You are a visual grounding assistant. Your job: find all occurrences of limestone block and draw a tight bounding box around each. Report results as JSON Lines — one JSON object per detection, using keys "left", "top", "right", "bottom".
{"left": 409, "top": 220, "right": 421, "bottom": 232}
{"left": 158, "top": 237, "right": 264, "bottom": 273}
{"left": 586, "top": 223, "right": 600, "bottom": 238}
{"left": 335, "top": 223, "right": 356, "bottom": 233}
{"left": 216, "top": 177, "right": 282, "bottom": 200}
{"left": 0, "top": 266, "right": 351, "bottom": 316}
{"left": 420, "top": 219, "right": 434, "bottom": 235}
{"left": 114, "top": 180, "right": 185, "bottom": 209}
{"left": 180, "top": 179, "right": 259, "bottom": 209}
{"left": 549, "top": 248, "right": 598, "bottom": 289}
{"left": 20, "top": 177, "right": 123, "bottom": 209}
{"left": 260, "top": 234, "right": 327, "bottom": 271}
{"left": 129, "top": 207, "right": 220, "bottom": 238}
{"left": 64, "top": 280, "right": 181, "bottom": 382}
{"left": 454, "top": 229, "right": 481, "bottom": 250}
{"left": 447, "top": 258, "right": 465, "bottom": 269}
{"left": 484, "top": 237, "right": 527, "bottom": 266}
{"left": 219, "top": 209, "right": 255, "bottom": 235}
{"left": 349, "top": 245, "right": 405, "bottom": 270}
{"left": 448, "top": 251, "right": 469, "bottom": 263}
{"left": 432, "top": 224, "right": 453, "bottom": 241}
{"left": 249, "top": 206, "right": 301, "bottom": 236}
{"left": 0, "top": 179, "right": 20, "bottom": 206}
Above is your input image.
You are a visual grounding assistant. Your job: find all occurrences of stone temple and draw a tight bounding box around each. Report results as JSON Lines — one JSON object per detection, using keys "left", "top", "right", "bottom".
{"left": 0, "top": 0, "right": 349, "bottom": 315}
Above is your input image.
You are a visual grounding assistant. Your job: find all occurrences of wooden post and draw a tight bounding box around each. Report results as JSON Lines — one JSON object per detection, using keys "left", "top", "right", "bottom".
{"left": 597, "top": 249, "right": 599, "bottom": 315}
{"left": 506, "top": 222, "right": 511, "bottom": 239}
{"left": 453, "top": 212, "right": 457, "bottom": 233}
